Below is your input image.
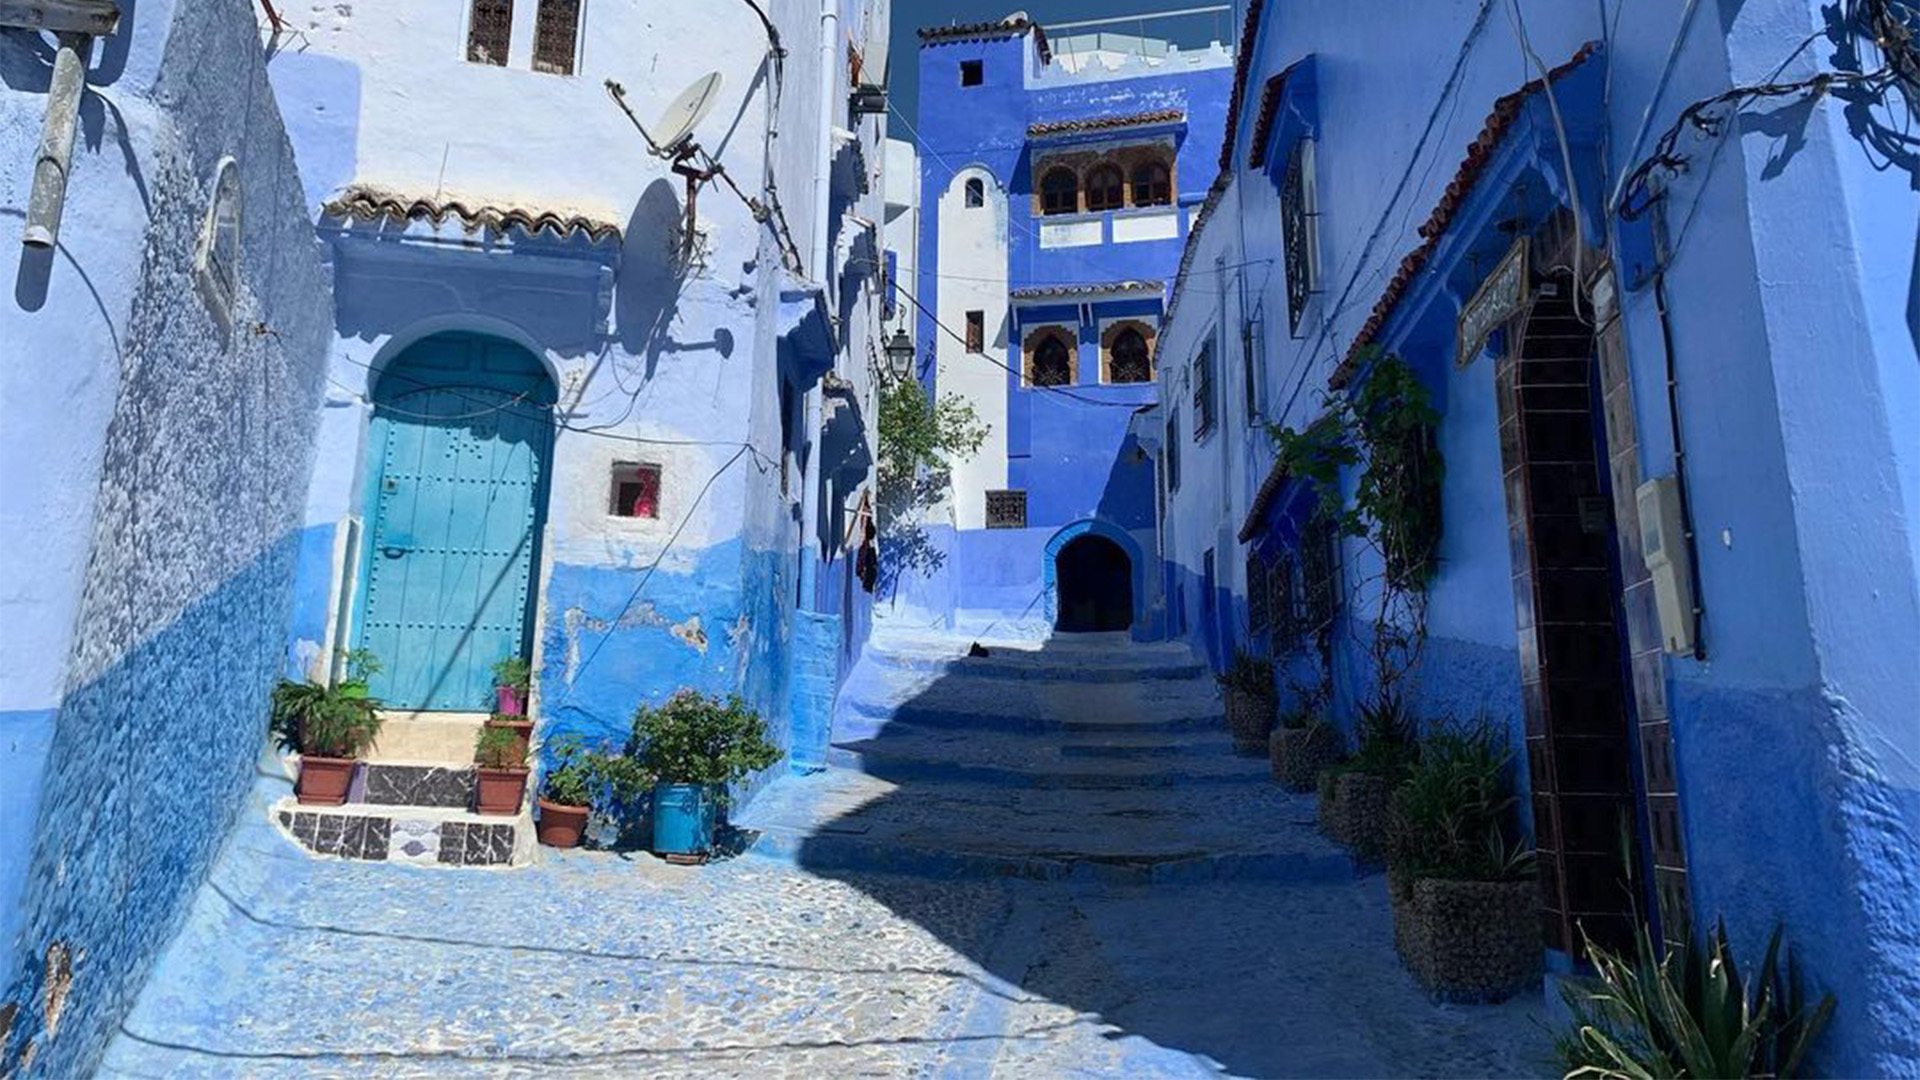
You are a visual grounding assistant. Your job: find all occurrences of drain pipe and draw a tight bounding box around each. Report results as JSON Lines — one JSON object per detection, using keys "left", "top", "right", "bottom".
{"left": 24, "top": 32, "right": 94, "bottom": 250}
{"left": 797, "top": 0, "right": 839, "bottom": 610}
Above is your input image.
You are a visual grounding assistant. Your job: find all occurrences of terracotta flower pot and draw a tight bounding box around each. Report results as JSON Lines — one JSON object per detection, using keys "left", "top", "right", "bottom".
{"left": 296, "top": 756, "right": 356, "bottom": 806}
{"left": 486, "top": 716, "right": 535, "bottom": 758}
{"left": 1224, "top": 688, "right": 1276, "bottom": 755}
{"left": 536, "top": 799, "right": 590, "bottom": 848}
{"left": 475, "top": 767, "right": 529, "bottom": 816}
{"left": 495, "top": 686, "right": 525, "bottom": 716}
{"left": 1397, "top": 877, "right": 1541, "bottom": 1003}
{"left": 1270, "top": 724, "right": 1342, "bottom": 792}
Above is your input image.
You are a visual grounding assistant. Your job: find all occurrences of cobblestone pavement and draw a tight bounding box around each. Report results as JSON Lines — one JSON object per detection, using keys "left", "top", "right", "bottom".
{"left": 104, "top": 631, "right": 1551, "bottom": 1077}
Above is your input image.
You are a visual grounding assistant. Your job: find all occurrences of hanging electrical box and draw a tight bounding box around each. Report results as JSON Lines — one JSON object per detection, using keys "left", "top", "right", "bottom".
{"left": 1636, "top": 475, "right": 1696, "bottom": 656}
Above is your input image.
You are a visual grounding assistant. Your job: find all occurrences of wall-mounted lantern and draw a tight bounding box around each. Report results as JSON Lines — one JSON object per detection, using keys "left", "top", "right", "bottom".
{"left": 884, "top": 328, "right": 916, "bottom": 382}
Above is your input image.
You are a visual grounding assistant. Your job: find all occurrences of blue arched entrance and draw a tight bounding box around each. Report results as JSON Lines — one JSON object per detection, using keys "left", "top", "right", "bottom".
{"left": 1044, "top": 519, "right": 1144, "bottom": 634}
{"left": 355, "top": 332, "right": 556, "bottom": 710}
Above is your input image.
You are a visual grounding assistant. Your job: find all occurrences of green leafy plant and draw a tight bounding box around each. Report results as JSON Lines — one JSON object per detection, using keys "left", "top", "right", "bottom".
{"left": 269, "top": 650, "right": 383, "bottom": 759}
{"left": 541, "top": 737, "right": 650, "bottom": 809}
{"left": 474, "top": 725, "right": 528, "bottom": 770}
{"left": 1216, "top": 649, "right": 1276, "bottom": 699}
{"left": 492, "top": 655, "right": 533, "bottom": 694}
{"left": 628, "top": 690, "right": 781, "bottom": 799}
{"left": 1387, "top": 721, "right": 1531, "bottom": 882}
{"left": 1348, "top": 690, "right": 1420, "bottom": 780}
{"left": 1556, "top": 921, "right": 1836, "bottom": 1080}
{"left": 877, "top": 377, "right": 987, "bottom": 586}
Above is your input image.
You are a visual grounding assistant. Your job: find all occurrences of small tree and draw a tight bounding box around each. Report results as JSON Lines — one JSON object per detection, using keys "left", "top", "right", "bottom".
{"left": 876, "top": 377, "right": 986, "bottom": 590}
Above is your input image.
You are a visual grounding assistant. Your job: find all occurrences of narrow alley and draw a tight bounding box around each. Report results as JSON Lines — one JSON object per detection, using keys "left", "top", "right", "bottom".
{"left": 105, "top": 631, "right": 1541, "bottom": 1077}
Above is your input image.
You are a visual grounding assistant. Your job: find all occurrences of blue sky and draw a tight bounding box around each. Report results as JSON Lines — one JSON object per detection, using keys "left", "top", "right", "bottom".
{"left": 887, "top": 1, "right": 1232, "bottom": 134}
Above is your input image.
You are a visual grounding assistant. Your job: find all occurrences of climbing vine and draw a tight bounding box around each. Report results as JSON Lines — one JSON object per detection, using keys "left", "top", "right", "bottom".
{"left": 1267, "top": 349, "right": 1445, "bottom": 699}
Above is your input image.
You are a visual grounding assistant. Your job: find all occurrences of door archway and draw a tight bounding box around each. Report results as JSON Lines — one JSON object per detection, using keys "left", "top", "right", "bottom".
{"left": 1053, "top": 533, "right": 1135, "bottom": 632}
{"left": 357, "top": 332, "right": 556, "bottom": 710}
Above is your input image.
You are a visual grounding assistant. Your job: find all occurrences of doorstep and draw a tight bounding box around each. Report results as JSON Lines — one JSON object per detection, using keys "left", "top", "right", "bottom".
{"left": 270, "top": 795, "right": 537, "bottom": 868}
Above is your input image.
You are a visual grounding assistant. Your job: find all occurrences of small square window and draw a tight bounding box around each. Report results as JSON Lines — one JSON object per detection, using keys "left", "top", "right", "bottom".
{"left": 610, "top": 462, "right": 661, "bottom": 519}
{"left": 985, "top": 490, "right": 1027, "bottom": 529}
{"left": 966, "top": 310, "right": 985, "bottom": 353}
{"left": 960, "top": 60, "right": 984, "bottom": 87}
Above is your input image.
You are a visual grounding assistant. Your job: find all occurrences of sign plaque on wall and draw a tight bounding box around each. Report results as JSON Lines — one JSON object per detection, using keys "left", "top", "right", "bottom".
{"left": 1457, "top": 237, "right": 1529, "bottom": 368}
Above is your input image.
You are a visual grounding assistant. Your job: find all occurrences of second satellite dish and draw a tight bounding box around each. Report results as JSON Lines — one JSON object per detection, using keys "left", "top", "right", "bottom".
{"left": 650, "top": 72, "right": 724, "bottom": 157}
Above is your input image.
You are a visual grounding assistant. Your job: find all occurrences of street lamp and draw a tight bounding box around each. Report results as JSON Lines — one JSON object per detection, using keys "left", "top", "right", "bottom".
{"left": 884, "top": 327, "right": 916, "bottom": 382}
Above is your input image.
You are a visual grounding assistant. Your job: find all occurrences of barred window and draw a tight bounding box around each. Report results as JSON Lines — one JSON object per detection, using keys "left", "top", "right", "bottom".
{"left": 965, "top": 310, "right": 984, "bottom": 353}
{"left": 1281, "top": 139, "right": 1321, "bottom": 336}
{"left": 1165, "top": 413, "right": 1182, "bottom": 492}
{"left": 986, "top": 490, "right": 1028, "bottom": 529}
{"left": 1109, "top": 328, "right": 1152, "bottom": 384}
{"left": 533, "top": 0, "right": 581, "bottom": 75}
{"left": 1271, "top": 554, "right": 1301, "bottom": 647}
{"left": 1302, "top": 518, "right": 1341, "bottom": 632}
{"left": 1242, "top": 319, "right": 1262, "bottom": 420}
{"left": 1031, "top": 335, "right": 1073, "bottom": 387}
{"left": 1248, "top": 554, "right": 1271, "bottom": 632}
{"left": 467, "top": 0, "right": 513, "bottom": 66}
{"left": 1193, "top": 341, "right": 1216, "bottom": 439}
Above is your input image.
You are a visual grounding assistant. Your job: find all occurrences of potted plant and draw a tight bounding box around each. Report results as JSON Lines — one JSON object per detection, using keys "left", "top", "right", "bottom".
{"left": 1218, "top": 650, "right": 1277, "bottom": 755}
{"left": 629, "top": 690, "right": 781, "bottom": 857}
{"left": 1384, "top": 723, "right": 1537, "bottom": 1002}
{"left": 473, "top": 724, "right": 530, "bottom": 816}
{"left": 492, "top": 655, "right": 533, "bottom": 716}
{"left": 1317, "top": 691, "right": 1416, "bottom": 858}
{"left": 269, "top": 650, "right": 384, "bottom": 806}
{"left": 486, "top": 711, "right": 534, "bottom": 758}
{"left": 536, "top": 738, "right": 648, "bottom": 849}
{"left": 1557, "top": 919, "right": 1834, "bottom": 1078}
{"left": 1269, "top": 709, "right": 1340, "bottom": 793}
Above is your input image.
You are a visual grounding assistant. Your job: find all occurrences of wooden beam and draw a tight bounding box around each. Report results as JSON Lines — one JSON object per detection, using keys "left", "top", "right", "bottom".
{"left": 0, "top": 0, "right": 121, "bottom": 36}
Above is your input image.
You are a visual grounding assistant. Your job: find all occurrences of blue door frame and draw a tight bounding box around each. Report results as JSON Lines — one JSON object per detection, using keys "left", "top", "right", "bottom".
{"left": 352, "top": 333, "right": 556, "bottom": 711}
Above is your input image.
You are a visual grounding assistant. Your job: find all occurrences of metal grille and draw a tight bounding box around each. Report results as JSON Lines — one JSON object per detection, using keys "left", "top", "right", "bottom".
{"left": 533, "top": 0, "right": 580, "bottom": 75}
{"left": 466, "top": 0, "right": 513, "bottom": 65}
{"left": 965, "top": 311, "right": 984, "bottom": 353}
{"left": 1164, "top": 415, "right": 1181, "bottom": 492}
{"left": 1109, "top": 329, "right": 1152, "bottom": 384}
{"left": 1301, "top": 518, "right": 1339, "bottom": 633}
{"left": 1282, "top": 139, "right": 1316, "bottom": 336}
{"left": 1193, "top": 342, "right": 1216, "bottom": 437}
{"left": 1032, "top": 335, "right": 1072, "bottom": 386}
{"left": 1248, "top": 554, "right": 1270, "bottom": 632}
{"left": 985, "top": 490, "right": 1027, "bottom": 529}
{"left": 1270, "top": 553, "right": 1300, "bottom": 647}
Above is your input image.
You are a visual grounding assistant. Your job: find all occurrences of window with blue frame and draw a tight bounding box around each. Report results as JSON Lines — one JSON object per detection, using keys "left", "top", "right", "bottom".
{"left": 1281, "top": 139, "right": 1321, "bottom": 336}
{"left": 1165, "top": 412, "right": 1181, "bottom": 492}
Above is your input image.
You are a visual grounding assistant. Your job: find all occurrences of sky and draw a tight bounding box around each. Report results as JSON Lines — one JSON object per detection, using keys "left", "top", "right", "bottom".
{"left": 886, "top": 0, "right": 1233, "bottom": 136}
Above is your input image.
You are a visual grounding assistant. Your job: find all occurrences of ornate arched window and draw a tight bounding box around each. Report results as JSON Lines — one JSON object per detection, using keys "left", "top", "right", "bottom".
{"left": 964, "top": 177, "right": 985, "bottom": 208}
{"left": 1130, "top": 160, "right": 1171, "bottom": 207}
{"left": 1032, "top": 334, "right": 1073, "bottom": 387}
{"left": 1109, "top": 328, "right": 1152, "bottom": 383}
{"left": 1085, "top": 163, "right": 1125, "bottom": 212}
{"left": 1040, "top": 168, "right": 1079, "bottom": 216}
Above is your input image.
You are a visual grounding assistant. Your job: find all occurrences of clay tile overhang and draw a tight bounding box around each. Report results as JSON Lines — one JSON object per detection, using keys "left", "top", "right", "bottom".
{"left": 1329, "top": 40, "right": 1601, "bottom": 390}
{"left": 1009, "top": 280, "right": 1166, "bottom": 301}
{"left": 321, "top": 186, "right": 623, "bottom": 244}
{"left": 1027, "top": 108, "right": 1186, "bottom": 139}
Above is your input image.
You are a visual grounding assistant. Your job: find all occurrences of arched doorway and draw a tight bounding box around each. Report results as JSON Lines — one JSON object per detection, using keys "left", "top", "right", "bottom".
{"left": 1054, "top": 534, "right": 1134, "bottom": 632}
{"left": 358, "top": 332, "right": 556, "bottom": 710}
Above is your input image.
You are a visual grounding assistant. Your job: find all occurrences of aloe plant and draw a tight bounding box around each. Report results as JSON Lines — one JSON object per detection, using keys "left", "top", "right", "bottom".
{"left": 1557, "top": 920, "right": 1835, "bottom": 1079}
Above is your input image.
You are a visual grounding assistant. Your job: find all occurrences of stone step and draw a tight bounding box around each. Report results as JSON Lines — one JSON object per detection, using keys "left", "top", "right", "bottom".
{"left": 356, "top": 762, "right": 476, "bottom": 810}
{"left": 861, "top": 632, "right": 1207, "bottom": 683}
{"left": 271, "top": 795, "right": 535, "bottom": 867}
{"left": 734, "top": 768, "right": 1345, "bottom": 884}
{"left": 368, "top": 710, "right": 494, "bottom": 766}
{"left": 824, "top": 736, "right": 1268, "bottom": 788}
{"left": 835, "top": 697, "right": 1222, "bottom": 740}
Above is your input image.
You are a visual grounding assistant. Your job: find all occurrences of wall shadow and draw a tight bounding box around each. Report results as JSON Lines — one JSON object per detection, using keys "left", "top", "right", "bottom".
{"left": 780, "top": 636, "right": 1458, "bottom": 1077}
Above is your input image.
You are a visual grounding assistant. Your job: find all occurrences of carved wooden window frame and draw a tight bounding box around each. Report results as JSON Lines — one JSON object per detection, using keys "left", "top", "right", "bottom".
{"left": 1100, "top": 319, "right": 1158, "bottom": 384}
{"left": 1023, "top": 324, "right": 1078, "bottom": 388}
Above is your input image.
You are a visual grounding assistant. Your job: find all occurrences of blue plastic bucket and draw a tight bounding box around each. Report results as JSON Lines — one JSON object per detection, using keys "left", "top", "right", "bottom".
{"left": 651, "top": 783, "right": 717, "bottom": 855}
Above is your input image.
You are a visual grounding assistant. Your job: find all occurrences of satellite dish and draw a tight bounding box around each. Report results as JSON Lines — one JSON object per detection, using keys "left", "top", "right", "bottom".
{"left": 649, "top": 72, "right": 724, "bottom": 158}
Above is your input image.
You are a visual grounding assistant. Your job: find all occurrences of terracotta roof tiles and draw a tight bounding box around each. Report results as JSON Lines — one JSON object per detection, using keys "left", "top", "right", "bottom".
{"left": 321, "top": 187, "right": 623, "bottom": 244}
{"left": 1028, "top": 108, "right": 1185, "bottom": 138}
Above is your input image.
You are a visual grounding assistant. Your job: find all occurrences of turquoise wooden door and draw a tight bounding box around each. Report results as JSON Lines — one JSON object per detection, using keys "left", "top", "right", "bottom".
{"left": 359, "top": 334, "right": 555, "bottom": 711}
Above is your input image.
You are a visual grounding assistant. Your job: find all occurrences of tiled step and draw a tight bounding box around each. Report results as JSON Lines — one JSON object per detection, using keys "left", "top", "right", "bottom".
{"left": 357, "top": 763, "right": 476, "bottom": 809}
{"left": 272, "top": 796, "right": 535, "bottom": 867}
{"left": 368, "top": 710, "right": 492, "bottom": 765}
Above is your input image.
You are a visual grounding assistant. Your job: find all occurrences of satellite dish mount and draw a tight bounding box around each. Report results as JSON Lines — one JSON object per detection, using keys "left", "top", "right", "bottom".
{"left": 608, "top": 73, "right": 761, "bottom": 266}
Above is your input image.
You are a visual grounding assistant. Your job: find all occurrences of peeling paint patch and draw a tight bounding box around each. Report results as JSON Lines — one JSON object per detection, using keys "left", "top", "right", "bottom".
{"left": 42, "top": 942, "right": 73, "bottom": 1039}
{"left": 671, "top": 616, "right": 708, "bottom": 654}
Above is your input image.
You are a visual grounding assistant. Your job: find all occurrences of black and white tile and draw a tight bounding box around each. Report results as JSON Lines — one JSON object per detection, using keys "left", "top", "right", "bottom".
{"left": 363, "top": 765, "right": 475, "bottom": 809}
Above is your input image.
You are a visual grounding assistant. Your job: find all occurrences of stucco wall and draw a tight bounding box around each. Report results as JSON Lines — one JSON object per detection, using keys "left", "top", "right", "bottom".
{"left": 0, "top": 1, "right": 332, "bottom": 1074}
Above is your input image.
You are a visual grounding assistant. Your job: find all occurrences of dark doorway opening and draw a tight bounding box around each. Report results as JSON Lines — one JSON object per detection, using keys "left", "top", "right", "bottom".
{"left": 1055, "top": 535, "right": 1133, "bottom": 632}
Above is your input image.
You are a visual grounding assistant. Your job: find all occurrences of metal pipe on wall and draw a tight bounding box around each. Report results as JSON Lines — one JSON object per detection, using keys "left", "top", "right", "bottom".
{"left": 24, "top": 32, "right": 91, "bottom": 250}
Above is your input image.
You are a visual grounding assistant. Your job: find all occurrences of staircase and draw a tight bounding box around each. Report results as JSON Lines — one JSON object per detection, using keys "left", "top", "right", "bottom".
{"left": 270, "top": 711, "right": 537, "bottom": 867}
{"left": 736, "top": 628, "right": 1348, "bottom": 885}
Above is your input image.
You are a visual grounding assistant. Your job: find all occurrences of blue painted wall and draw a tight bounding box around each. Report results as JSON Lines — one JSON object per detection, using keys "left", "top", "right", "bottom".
{"left": 0, "top": 0, "right": 334, "bottom": 1073}
{"left": 1151, "top": 0, "right": 1920, "bottom": 1071}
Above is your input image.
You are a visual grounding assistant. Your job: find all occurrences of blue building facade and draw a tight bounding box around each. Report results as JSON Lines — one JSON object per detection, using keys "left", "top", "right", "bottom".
{"left": 0, "top": 0, "right": 334, "bottom": 1072}
{"left": 1151, "top": 0, "right": 1920, "bottom": 1072}
{"left": 892, "top": 16, "right": 1233, "bottom": 640}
